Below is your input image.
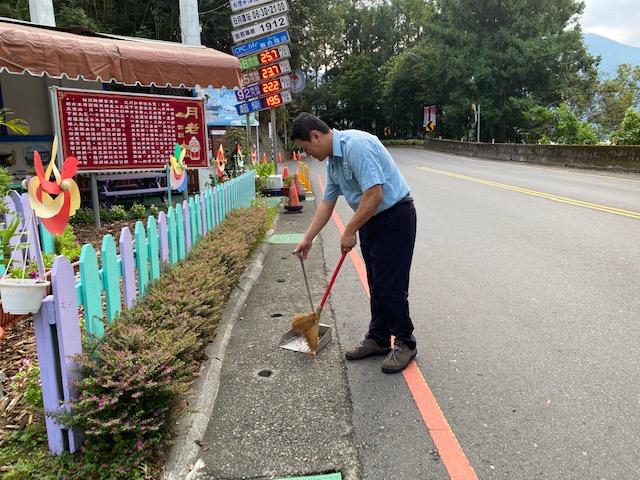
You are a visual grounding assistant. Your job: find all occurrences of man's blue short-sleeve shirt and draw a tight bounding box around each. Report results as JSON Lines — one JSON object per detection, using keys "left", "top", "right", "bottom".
{"left": 323, "top": 129, "right": 409, "bottom": 215}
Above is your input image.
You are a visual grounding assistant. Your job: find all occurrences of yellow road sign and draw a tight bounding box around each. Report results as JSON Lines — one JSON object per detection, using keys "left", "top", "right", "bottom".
{"left": 384, "top": 127, "right": 391, "bottom": 136}
{"left": 425, "top": 121, "right": 435, "bottom": 132}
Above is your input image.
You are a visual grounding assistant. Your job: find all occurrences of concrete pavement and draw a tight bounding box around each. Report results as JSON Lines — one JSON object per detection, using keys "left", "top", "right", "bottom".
{"left": 163, "top": 191, "right": 361, "bottom": 480}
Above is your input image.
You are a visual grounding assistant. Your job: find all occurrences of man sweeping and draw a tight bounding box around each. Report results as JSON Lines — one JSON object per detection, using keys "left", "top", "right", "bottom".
{"left": 291, "top": 113, "right": 418, "bottom": 374}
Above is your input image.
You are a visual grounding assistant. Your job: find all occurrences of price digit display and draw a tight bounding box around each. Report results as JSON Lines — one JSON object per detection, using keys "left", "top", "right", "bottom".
{"left": 260, "top": 64, "right": 281, "bottom": 79}
{"left": 259, "top": 48, "right": 281, "bottom": 65}
{"left": 261, "top": 79, "right": 282, "bottom": 94}
{"left": 264, "top": 93, "right": 283, "bottom": 107}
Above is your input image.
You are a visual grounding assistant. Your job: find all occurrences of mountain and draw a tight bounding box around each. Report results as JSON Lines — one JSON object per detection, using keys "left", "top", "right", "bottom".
{"left": 583, "top": 33, "right": 640, "bottom": 79}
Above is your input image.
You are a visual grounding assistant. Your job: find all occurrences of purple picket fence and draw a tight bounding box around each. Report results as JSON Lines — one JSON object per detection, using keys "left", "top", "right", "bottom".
{"left": 4, "top": 172, "right": 255, "bottom": 455}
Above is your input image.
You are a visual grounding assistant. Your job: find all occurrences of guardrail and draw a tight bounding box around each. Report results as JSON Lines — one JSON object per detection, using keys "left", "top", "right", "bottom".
{"left": 423, "top": 138, "right": 640, "bottom": 172}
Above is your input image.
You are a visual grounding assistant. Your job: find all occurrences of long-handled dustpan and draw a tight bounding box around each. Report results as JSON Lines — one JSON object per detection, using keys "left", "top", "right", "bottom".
{"left": 281, "top": 252, "right": 347, "bottom": 356}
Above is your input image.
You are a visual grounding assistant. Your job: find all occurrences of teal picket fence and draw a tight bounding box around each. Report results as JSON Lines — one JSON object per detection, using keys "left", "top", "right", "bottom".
{"left": 16, "top": 171, "right": 256, "bottom": 455}
{"left": 75, "top": 171, "right": 256, "bottom": 339}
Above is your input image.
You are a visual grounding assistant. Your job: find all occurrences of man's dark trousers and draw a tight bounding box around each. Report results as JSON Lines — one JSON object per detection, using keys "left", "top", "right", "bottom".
{"left": 359, "top": 198, "right": 417, "bottom": 350}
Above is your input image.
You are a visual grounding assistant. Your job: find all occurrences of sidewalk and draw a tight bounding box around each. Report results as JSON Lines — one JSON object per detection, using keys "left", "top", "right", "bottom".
{"left": 163, "top": 191, "right": 360, "bottom": 480}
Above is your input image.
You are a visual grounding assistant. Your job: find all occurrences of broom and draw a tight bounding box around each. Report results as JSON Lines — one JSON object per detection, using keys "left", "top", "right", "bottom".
{"left": 292, "top": 252, "right": 347, "bottom": 357}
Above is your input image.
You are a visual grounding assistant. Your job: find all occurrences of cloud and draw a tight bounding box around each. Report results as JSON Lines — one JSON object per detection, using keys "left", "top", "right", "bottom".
{"left": 580, "top": 0, "right": 640, "bottom": 46}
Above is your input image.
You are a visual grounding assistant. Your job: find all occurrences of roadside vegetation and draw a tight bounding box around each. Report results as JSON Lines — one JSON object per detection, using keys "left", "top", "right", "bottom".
{"left": 0, "top": 200, "right": 276, "bottom": 479}
{"left": 5, "top": 1, "right": 640, "bottom": 145}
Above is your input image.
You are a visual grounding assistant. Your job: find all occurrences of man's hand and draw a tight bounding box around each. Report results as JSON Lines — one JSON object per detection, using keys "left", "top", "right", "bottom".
{"left": 294, "top": 237, "right": 313, "bottom": 260}
{"left": 341, "top": 230, "right": 357, "bottom": 254}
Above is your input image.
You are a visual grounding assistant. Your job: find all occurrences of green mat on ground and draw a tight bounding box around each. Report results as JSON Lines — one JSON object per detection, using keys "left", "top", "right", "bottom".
{"left": 268, "top": 234, "right": 317, "bottom": 244}
{"left": 275, "top": 473, "right": 341, "bottom": 480}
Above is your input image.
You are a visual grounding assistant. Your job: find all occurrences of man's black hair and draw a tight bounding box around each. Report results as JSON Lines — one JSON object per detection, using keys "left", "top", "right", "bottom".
{"left": 290, "top": 112, "right": 330, "bottom": 141}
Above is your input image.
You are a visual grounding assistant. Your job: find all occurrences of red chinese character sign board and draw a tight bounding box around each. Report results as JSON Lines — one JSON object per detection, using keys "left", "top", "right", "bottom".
{"left": 54, "top": 88, "right": 207, "bottom": 171}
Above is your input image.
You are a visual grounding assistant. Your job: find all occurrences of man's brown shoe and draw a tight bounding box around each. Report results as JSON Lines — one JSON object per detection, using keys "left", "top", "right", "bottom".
{"left": 381, "top": 339, "right": 417, "bottom": 374}
{"left": 345, "top": 334, "right": 391, "bottom": 360}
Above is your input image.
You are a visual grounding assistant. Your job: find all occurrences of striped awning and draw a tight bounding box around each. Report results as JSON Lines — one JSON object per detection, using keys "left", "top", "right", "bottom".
{"left": 0, "top": 19, "right": 242, "bottom": 89}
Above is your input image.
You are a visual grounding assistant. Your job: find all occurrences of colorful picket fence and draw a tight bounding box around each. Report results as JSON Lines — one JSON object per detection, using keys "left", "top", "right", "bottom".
{"left": 3, "top": 171, "right": 255, "bottom": 455}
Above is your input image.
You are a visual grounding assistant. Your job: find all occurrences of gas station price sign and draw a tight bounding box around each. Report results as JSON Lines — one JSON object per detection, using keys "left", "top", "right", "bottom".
{"left": 260, "top": 75, "right": 291, "bottom": 94}
{"left": 241, "top": 59, "right": 291, "bottom": 86}
{"left": 235, "top": 75, "right": 291, "bottom": 102}
{"left": 263, "top": 91, "right": 290, "bottom": 107}
{"left": 259, "top": 59, "right": 291, "bottom": 80}
{"left": 239, "top": 45, "right": 290, "bottom": 71}
{"left": 235, "top": 90, "right": 292, "bottom": 114}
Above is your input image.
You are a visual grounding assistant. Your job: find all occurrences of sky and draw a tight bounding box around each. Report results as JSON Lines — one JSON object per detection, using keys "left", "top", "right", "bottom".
{"left": 580, "top": 0, "right": 640, "bottom": 47}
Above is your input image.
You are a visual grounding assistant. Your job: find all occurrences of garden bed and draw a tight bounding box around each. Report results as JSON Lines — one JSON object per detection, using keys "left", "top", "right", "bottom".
{"left": 0, "top": 219, "right": 137, "bottom": 441}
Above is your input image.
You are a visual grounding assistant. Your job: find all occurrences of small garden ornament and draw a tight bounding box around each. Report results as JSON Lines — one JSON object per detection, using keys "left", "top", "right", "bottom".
{"left": 169, "top": 143, "right": 188, "bottom": 192}
{"left": 0, "top": 136, "right": 81, "bottom": 315}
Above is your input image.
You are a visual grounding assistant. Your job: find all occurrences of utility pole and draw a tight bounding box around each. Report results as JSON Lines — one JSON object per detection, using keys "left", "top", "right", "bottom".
{"left": 28, "top": 0, "right": 56, "bottom": 26}
{"left": 179, "top": 0, "right": 202, "bottom": 46}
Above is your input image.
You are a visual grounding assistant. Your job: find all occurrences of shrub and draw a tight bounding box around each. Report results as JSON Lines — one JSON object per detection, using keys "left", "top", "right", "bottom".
{"left": 64, "top": 321, "right": 196, "bottom": 474}
{"left": 54, "top": 224, "right": 82, "bottom": 261}
{"left": 29, "top": 202, "right": 273, "bottom": 478}
{"left": 148, "top": 203, "right": 159, "bottom": 217}
{"left": 69, "top": 207, "right": 94, "bottom": 225}
{"left": 381, "top": 139, "right": 425, "bottom": 147}
{"left": 10, "top": 358, "right": 43, "bottom": 413}
{"left": 128, "top": 203, "right": 146, "bottom": 220}
{"left": 109, "top": 205, "right": 127, "bottom": 221}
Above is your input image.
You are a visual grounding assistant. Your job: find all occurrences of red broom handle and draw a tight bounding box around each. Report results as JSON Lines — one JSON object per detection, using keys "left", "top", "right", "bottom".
{"left": 319, "top": 252, "right": 347, "bottom": 308}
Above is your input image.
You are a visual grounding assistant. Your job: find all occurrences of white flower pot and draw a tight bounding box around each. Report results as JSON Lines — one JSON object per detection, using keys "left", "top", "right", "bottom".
{"left": 0, "top": 278, "right": 51, "bottom": 315}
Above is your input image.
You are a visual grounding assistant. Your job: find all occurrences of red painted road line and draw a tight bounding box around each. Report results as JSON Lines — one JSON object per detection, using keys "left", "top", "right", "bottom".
{"left": 317, "top": 174, "right": 477, "bottom": 480}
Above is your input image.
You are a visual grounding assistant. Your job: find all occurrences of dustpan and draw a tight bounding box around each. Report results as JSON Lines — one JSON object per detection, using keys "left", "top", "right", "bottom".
{"left": 278, "top": 323, "right": 332, "bottom": 353}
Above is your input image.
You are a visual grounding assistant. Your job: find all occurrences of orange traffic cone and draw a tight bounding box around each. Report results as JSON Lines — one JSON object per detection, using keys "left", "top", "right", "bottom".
{"left": 292, "top": 151, "right": 297, "bottom": 162}
{"left": 283, "top": 163, "right": 289, "bottom": 178}
{"left": 284, "top": 179, "right": 303, "bottom": 213}
{"left": 278, "top": 152, "right": 282, "bottom": 162}
{"left": 297, "top": 151, "right": 302, "bottom": 161}
{"left": 262, "top": 153, "right": 267, "bottom": 163}
{"left": 293, "top": 173, "right": 306, "bottom": 201}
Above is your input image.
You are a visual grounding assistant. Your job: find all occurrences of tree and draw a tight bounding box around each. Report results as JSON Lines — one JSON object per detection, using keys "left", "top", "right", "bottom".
{"left": 524, "top": 103, "right": 597, "bottom": 144}
{"left": 290, "top": 0, "right": 429, "bottom": 130}
{"left": 0, "top": 0, "right": 29, "bottom": 21}
{"left": 416, "top": 0, "right": 597, "bottom": 142}
{"left": 0, "top": 108, "right": 29, "bottom": 210}
{"left": 335, "top": 54, "right": 382, "bottom": 131}
{"left": 591, "top": 64, "right": 640, "bottom": 136}
{"left": 611, "top": 108, "right": 640, "bottom": 145}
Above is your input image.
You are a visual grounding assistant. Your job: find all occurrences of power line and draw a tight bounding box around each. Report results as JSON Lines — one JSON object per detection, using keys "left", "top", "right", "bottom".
{"left": 199, "top": 2, "right": 230, "bottom": 15}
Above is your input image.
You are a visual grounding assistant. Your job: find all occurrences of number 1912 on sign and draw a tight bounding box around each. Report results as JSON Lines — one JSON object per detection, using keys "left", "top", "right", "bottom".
{"left": 231, "top": 15, "right": 289, "bottom": 44}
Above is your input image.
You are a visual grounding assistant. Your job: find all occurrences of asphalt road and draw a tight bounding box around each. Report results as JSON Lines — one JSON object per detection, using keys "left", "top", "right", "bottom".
{"left": 312, "top": 147, "right": 640, "bottom": 480}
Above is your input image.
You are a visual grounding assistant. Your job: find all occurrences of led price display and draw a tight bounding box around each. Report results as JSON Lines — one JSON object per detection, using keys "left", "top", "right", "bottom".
{"left": 259, "top": 48, "right": 281, "bottom": 65}
{"left": 260, "top": 79, "right": 283, "bottom": 95}
{"left": 235, "top": 90, "right": 292, "bottom": 115}
{"left": 239, "top": 46, "right": 291, "bottom": 72}
{"left": 260, "top": 64, "right": 281, "bottom": 80}
{"left": 263, "top": 93, "right": 283, "bottom": 107}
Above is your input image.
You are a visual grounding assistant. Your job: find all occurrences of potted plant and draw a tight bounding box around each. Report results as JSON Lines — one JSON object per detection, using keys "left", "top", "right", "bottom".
{"left": 281, "top": 176, "right": 294, "bottom": 197}
{"left": 251, "top": 160, "right": 276, "bottom": 195}
{"left": 0, "top": 216, "right": 50, "bottom": 315}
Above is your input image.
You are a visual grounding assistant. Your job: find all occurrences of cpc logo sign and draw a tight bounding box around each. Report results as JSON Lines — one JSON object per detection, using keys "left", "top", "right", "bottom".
{"left": 290, "top": 70, "right": 306, "bottom": 94}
